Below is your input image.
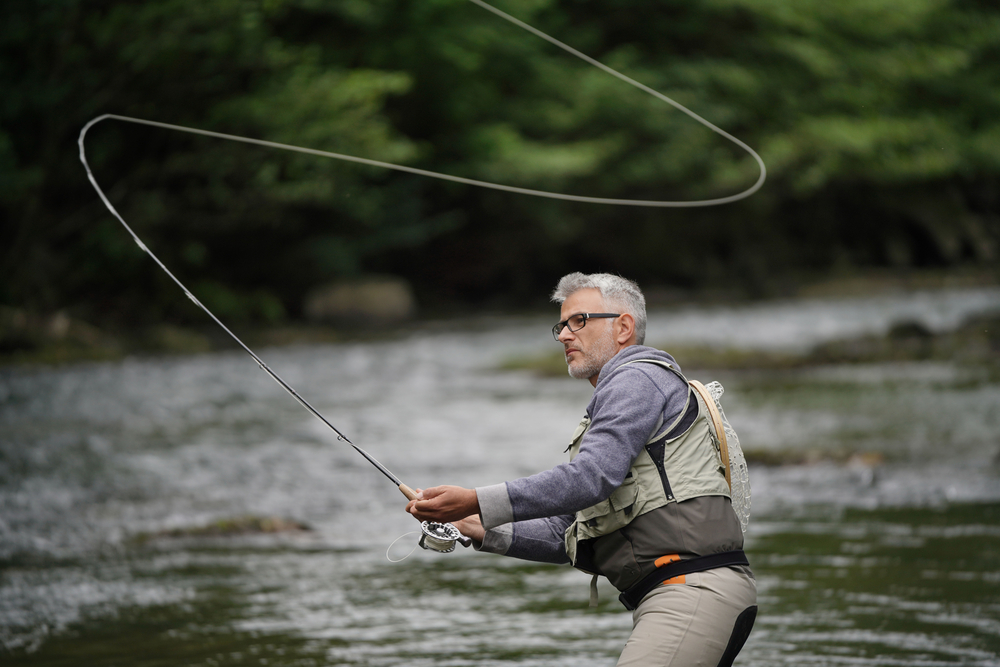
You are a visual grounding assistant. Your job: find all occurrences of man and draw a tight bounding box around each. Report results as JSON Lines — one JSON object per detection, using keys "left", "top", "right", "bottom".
{"left": 407, "top": 272, "right": 757, "bottom": 667}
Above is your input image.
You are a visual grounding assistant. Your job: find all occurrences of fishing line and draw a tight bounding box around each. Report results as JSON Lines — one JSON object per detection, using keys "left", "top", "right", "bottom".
{"left": 387, "top": 531, "right": 422, "bottom": 563}
{"left": 78, "top": 0, "right": 764, "bottom": 552}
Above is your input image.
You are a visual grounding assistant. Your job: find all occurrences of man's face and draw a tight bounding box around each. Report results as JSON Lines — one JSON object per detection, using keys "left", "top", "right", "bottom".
{"left": 557, "top": 288, "right": 619, "bottom": 383}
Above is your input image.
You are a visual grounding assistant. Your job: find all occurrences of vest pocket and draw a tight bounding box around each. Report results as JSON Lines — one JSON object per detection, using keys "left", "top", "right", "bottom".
{"left": 575, "top": 474, "right": 640, "bottom": 537}
{"left": 577, "top": 499, "right": 611, "bottom": 524}
{"left": 609, "top": 473, "right": 639, "bottom": 514}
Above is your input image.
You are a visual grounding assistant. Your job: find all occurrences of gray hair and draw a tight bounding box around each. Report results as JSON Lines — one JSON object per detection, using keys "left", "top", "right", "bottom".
{"left": 551, "top": 272, "right": 647, "bottom": 345}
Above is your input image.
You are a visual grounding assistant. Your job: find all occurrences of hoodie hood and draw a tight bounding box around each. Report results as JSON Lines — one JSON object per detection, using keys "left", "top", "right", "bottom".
{"left": 595, "top": 345, "right": 682, "bottom": 387}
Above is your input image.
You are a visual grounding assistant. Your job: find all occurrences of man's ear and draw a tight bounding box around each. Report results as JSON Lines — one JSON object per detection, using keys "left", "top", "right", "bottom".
{"left": 616, "top": 313, "right": 636, "bottom": 346}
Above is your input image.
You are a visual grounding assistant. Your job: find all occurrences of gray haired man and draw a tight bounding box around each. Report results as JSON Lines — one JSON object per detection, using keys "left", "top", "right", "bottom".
{"left": 408, "top": 272, "right": 757, "bottom": 666}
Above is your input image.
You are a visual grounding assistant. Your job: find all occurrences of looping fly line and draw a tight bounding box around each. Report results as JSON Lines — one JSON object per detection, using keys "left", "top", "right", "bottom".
{"left": 77, "top": 0, "right": 765, "bottom": 501}
{"left": 80, "top": 0, "right": 764, "bottom": 210}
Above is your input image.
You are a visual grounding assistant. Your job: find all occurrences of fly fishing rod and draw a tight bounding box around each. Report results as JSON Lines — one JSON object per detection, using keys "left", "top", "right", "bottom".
{"left": 80, "top": 127, "right": 402, "bottom": 493}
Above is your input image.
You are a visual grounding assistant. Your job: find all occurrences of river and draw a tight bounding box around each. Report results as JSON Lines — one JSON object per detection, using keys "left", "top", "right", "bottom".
{"left": 2, "top": 287, "right": 999, "bottom": 666}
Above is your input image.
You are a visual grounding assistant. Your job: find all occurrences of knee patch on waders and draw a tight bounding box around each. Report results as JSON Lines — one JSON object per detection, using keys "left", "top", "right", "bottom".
{"left": 716, "top": 605, "right": 757, "bottom": 667}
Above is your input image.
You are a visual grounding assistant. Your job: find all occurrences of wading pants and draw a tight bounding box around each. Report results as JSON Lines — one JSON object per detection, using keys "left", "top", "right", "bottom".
{"left": 616, "top": 566, "right": 757, "bottom": 667}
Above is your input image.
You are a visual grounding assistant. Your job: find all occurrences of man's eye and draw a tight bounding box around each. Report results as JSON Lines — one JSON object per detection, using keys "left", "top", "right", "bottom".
{"left": 570, "top": 315, "right": 586, "bottom": 328}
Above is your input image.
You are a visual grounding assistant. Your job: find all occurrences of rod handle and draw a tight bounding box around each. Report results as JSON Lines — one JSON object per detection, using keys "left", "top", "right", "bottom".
{"left": 399, "top": 483, "right": 419, "bottom": 501}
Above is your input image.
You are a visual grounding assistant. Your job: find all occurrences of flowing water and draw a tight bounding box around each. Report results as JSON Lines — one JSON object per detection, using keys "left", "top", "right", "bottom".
{"left": 2, "top": 287, "right": 999, "bottom": 666}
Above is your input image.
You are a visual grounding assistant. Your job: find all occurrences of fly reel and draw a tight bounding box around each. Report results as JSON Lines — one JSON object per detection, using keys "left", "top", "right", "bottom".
{"left": 419, "top": 521, "right": 472, "bottom": 553}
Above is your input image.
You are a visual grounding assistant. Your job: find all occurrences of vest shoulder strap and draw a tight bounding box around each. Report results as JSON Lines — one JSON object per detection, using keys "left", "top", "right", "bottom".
{"left": 689, "top": 379, "right": 732, "bottom": 490}
{"left": 618, "top": 358, "right": 734, "bottom": 490}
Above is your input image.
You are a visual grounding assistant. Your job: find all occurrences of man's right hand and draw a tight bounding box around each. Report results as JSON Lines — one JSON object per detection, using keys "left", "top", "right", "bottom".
{"left": 406, "top": 485, "right": 480, "bottom": 523}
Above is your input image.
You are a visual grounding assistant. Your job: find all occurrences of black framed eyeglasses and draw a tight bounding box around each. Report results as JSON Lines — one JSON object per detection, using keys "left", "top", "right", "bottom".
{"left": 552, "top": 313, "right": 621, "bottom": 341}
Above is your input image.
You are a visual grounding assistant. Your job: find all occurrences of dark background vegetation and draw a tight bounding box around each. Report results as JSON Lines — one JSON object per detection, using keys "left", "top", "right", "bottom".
{"left": 2, "top": 0, "right": 999, "bottom": 339}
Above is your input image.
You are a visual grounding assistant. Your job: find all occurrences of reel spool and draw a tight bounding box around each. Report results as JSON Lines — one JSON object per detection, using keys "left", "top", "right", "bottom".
{"left": 419, "top": 521, "right": 472, "bottom": 553}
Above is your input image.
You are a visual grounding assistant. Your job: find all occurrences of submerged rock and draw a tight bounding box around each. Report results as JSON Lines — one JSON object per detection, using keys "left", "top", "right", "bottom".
{"left": 140, "top": 325, "right": 212, "bottom": 354}
{"left": 743, "top": 449, "right": 885, "bottom": 467}
{"left": 811, "top": 312, "right": 1000, "bottom": 365}
{"left": 303, "top": 277, "right": 416, "bottom": 325}
{"left": 137, "top": 515, "right": 312, "bottom": 542}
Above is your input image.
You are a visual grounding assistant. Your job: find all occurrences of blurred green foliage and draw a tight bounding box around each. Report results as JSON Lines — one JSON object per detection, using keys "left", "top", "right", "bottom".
{"left": 1, "top": 0, "right": 998, "bottom": 326}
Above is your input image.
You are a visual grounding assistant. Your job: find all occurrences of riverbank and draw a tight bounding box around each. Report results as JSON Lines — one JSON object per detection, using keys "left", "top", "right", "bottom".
{"left": 0, "top": 311, "right": 353, "bottom": 367}
{"left": 2, "top": 268, "right": 998, "bottom": 368}
{"left": 500, "top": 308, "right": 1000, "bottom": 375}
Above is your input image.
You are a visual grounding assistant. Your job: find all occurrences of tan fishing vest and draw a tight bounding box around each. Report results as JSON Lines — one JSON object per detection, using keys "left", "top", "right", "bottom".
{"left": 563, "top": 359, "right": 731, "bottom": 569}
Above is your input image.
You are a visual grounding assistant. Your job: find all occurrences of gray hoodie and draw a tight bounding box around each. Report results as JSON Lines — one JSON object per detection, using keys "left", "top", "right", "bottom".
{"left": 476, "top": 345, "right": 689, "bottom": 562}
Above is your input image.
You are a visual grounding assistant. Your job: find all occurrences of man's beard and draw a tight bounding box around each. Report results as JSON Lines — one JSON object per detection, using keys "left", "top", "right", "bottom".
{"left": 567, "top": 327, "right": 617, "bottom": 380}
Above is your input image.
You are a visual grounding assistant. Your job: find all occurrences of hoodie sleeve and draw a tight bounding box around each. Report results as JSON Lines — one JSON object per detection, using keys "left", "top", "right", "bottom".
{"left": 477, "top": 361, "right": 686, "bottom": 531}
{"left": 476, "top": 514, "right": 574, "bottom": 564}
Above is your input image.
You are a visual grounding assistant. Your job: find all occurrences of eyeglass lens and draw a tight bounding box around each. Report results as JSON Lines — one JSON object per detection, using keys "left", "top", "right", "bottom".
{"left": 552, "top": 314, "right": 587, "bottom": 340}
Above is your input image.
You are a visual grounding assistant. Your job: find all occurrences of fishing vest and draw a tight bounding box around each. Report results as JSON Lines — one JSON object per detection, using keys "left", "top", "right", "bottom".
{"left": 563, "top": 359, "right": 733, "bottom": 591}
